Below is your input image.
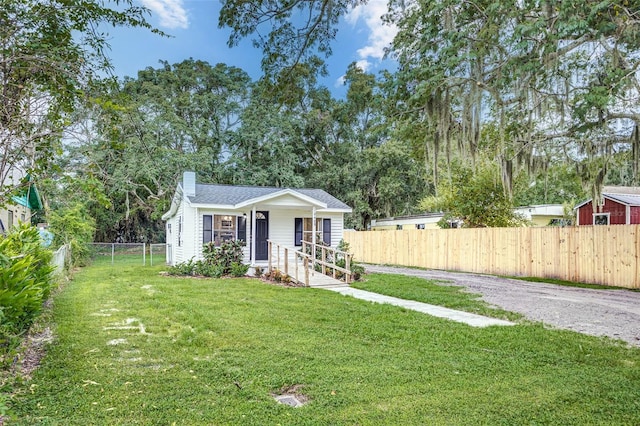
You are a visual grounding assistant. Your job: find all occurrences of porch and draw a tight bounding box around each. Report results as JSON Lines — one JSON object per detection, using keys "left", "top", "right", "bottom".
{"left": 266, "top": 240, "right": 352, "bottom": 288}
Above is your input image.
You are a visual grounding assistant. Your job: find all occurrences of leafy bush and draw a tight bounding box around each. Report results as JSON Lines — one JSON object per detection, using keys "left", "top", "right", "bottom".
{"left": 195, "top": 261, "right": 225, "bottom": 278}
{"left": 203, "top": 240, "right": 245, "bottom": 274}
{"left": 168, "top": 240, "right": 248, "bottom": 278}
{"left": 230, "top": 262, "right": 249, "bottom": 277}
{"left": 167, "top": 259, "right": 197, "bottom": 276}
{"left": 47, "top": 203, "right": 96, "bottom": 266}
{"left": 337, "top": 238, "right": 364, "bottom": 281}
{"left": 0, "top": 224, "right": 55, "bottom": 363}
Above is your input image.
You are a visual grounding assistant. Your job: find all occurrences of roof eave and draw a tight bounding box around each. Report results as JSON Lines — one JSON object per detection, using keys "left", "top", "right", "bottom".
{"left": 319, "top": 208, "right": 352, "bottom": 214}
{"left": 234, "top": 189, "right": 327, "bottom": 209}
{"left": 161, "top": 184, "right": 183, "bottom": 220}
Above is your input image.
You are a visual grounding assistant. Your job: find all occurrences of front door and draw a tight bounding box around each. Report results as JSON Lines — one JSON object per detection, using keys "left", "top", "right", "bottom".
{"left": 255, "top": 211, "right": 269, "bottom": 261}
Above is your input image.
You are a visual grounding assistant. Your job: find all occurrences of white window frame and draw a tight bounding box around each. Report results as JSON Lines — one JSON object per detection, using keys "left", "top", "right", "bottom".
{"left": 593, "top": 213, "right": 610, "bottom": 225}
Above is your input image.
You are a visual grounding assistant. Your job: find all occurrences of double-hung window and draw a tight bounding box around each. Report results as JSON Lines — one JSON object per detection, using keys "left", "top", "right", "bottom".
{"left": 295, "top": 217, "right": 331, "bottom": 246}
{"left": 203, "top": 214, "right": 247, "bottom": 246}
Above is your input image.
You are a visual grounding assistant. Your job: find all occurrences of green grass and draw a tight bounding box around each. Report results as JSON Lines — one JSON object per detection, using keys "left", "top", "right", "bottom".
{"left": 8, "top": 258, "right": 640, "bottom": 424}
{"left": 507, "top": 276, "right": 639, "bottom": 291}
{"left": 353, "top": 273, "right": 523, "bottom": 322}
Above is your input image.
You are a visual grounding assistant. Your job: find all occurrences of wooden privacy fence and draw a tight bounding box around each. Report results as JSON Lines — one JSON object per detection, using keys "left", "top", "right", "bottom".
{"left": 343, "top": 225, "right": 640, "bottom": 289}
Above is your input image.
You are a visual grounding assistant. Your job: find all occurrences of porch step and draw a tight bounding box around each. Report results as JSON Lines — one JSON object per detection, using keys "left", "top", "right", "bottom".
{"left": 307, "top": 272, "right": 347, "bottom": 288}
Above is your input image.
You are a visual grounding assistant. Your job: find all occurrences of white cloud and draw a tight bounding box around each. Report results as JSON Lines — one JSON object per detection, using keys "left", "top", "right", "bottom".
{"left": 346, "top": 0, "right": 398, "bottom": 63}
{"left": 140, "top": 0, "right": 189, "bottom": 29}
{"left": 334, "top": 60, "right": 372, "bottom": 87}
{"left": 355, "top": 59, "right": 371, "bottom": 72}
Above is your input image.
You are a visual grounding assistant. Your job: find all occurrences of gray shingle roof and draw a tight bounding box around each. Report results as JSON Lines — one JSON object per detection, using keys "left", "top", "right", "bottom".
{"left": 188, "top": 184, "right": 351, "bottom": 210}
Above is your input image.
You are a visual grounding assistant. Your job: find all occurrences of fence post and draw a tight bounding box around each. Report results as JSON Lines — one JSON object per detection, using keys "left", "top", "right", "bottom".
{"left": 345, "top": 254, "right": 351, "bottom": 284}
{"left": 111, "top": 244, "right": 115, "bottom": 265}
{"left": 150, "top": 244, "right": 154, "bottom": 266}
{"left": 268, "top": 241, "right": 273, "bottom": 273}
{"left": 143, "top": 243, "right": 146, "bottom": 266}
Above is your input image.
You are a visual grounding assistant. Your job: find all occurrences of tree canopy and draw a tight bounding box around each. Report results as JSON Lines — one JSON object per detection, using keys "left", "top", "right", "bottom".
{"left": 0, "top": 0, "right": 160, "bottom": 205}
{"left": 10, "top": 0, "right": 640, "bottom": 242}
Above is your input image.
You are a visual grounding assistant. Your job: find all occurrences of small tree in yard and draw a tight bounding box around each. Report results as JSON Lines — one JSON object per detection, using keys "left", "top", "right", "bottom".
{"left": 0, "top": 0, "right": 159, "bottom": 204}
{"left": 47, "top": 202, "right": 96, "bottom": 267}
{"left": 424, "top": 163, "right": 527, "bottom": 228}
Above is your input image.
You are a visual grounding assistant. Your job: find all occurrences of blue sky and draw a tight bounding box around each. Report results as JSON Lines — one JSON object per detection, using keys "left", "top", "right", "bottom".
{"left": 105, "top": 0, "right": 397, "bottom": 96}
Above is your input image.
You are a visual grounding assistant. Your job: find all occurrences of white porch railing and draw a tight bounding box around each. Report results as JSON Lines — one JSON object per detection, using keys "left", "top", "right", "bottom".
{"left": 267, "top": 240, "right": 352, "bottom": 286}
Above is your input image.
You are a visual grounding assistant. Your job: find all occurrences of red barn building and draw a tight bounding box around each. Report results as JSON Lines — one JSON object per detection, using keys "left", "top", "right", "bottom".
{"left": 575, "top": 186, "right": 640, "bottom": 226}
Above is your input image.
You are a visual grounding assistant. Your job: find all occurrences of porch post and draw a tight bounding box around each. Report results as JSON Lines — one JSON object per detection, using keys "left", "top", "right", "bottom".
{"left": 311, "top": 206, "right": 317, "bottom": 265}
{"left": 251, "top": 205, "right": 257, "bottom": 266}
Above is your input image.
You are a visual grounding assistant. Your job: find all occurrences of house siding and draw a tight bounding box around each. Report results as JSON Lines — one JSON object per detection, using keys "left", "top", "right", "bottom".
{"left": 269, "top": 209, "right": 345, "bottom": 249}
{"left": 631, "top": 206, "right": 640, "bottom": 224}
{"left": 0, "top": 204, "right": 32, "bottom": 232}
{"left": 578, "top": 198, "right": 627, "bottom": 225}
{"left": 173, "top": 202, "right": 185, "bottom": 263}
{"left": 183, "top": 201, "right": 198, "bottom": 262}
{"left": 329, "top": 213, "right": 344, "bottom": 247}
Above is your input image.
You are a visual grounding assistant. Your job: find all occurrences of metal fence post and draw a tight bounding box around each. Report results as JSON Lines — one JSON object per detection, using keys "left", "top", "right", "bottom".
{"left": 111, "top": 244, "right": 115, "bottom": 265}
{"left": 143, "top": 243, "right": 146, "bottom": 266}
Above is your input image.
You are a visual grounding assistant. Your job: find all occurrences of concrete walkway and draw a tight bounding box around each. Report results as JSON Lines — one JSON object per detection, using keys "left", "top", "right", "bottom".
{"left": 321, "top": 286, "right": 515, "bottom": 328}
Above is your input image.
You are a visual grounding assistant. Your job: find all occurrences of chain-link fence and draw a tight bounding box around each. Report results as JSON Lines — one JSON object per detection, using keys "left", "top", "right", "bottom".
{"left": 88, "top": 243, "right": 146, "bottom": 265}
{"left": 149, "top": 243, "right": 169, "bottom": 265}
{"left": 88, "top": 243, "right": 170, "bottom": 266}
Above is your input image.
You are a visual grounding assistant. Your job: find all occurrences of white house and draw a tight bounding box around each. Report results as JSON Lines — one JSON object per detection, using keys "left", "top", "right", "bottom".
{"left": 162, "top": 172, "right": 352, "bottom": 266}
{"left": 370, "top": 204, "right": 566, "bottom": 230}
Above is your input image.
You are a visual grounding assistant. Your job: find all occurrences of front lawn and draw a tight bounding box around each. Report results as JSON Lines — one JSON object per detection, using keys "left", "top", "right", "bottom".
{"left": 8, "top": 258, "right": 640, "bottom": 424}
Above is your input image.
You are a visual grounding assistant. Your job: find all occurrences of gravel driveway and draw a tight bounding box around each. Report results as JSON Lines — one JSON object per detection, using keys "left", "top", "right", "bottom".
{"left": 365, "top": 265, "right": 640, "bottom": 347}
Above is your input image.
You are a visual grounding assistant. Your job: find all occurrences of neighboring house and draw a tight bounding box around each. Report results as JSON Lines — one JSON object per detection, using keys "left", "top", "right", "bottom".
{"left": 0, "top": 173, "right": 43, "bottom": 234}
{"left": 162, "top": 172, "right": 352, "bottom": 266}
{"left": 371, "top": 204, "right": 565, "bottom": 230}
{"left": 513, "top": 204, "right": 567, "bottom": 226}
{"left": 371, "top": 213, "right": 447, "bottom": 230}
{"left": 574, "top": 186, "right": 640, "bottom": 226}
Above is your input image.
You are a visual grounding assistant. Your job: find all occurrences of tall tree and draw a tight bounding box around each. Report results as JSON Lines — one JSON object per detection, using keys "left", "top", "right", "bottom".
{"left": 387, "top": 0, "right": 640, "bottom": 202}
{"left": 81, "top": 60, "right": 253, "bottom": 242}
{"left": 0, "top": 0, "right": 158, "bottom": 205}
{"left": 218, "top": 0, "right": 364, "bottom": 79}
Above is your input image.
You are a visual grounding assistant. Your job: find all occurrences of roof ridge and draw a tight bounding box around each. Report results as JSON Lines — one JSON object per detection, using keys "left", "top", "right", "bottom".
{"left": 195, "top": 182, "right": 327, "bottom": 192}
